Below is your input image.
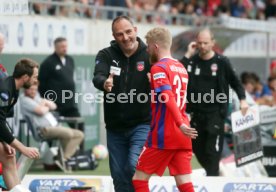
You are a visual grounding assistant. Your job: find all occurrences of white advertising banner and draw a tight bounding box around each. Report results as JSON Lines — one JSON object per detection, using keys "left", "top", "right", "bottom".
{"left": 221, "top": 17, "right": 276, "bottom": 33}
{"left": 259, "top": 106, "right": 276, "bottom": 124}
{"left": 0, "top": 16, "right": 89, "bottom": 54}
{"left": 224, "top": 33, "right": 276, "bottom": 57}
{"left": 0, "top": 0, "right": 29, "bottom": 15}
{"left": 21, "top": 175, "right": 276, "bottom": 192}
{"left": 1, "top": 15, "right": 275, "bottom": 57}
{"left": 0, "top": 16, "right": 187, "bottom": 55}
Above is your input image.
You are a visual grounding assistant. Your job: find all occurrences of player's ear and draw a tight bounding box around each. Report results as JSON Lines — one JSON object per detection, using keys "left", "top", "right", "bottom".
{"left": 211, "top": 38, "right": 216, "bottom": 46}
{"left": 134, "top": 26, "right": 137, "bottom": 33}
{"left": 22, "top": 74, "right": 30, "bottom": 81}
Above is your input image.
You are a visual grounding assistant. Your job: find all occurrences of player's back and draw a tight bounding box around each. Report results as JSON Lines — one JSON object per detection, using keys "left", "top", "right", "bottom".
{"left": 148, "top": 58, "right": 192, "bottom": 150}
{"left": 166, "top": 58, "right": 188, "bottom": 112}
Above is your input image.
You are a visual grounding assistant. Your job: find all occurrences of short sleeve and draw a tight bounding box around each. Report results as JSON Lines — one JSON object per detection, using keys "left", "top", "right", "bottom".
{"left": 151, "top": 63, "right": 171, "bottom": 93}
{"left": 20, "top": 95, "right": 39, "bottom": 114}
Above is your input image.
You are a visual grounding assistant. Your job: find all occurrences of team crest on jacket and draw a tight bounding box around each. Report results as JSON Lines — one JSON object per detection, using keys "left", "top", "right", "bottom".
{"left": 137, "top": 61, "right": 145, "bottom": 71}
{"left": 211, "top": 63, "right": 218, "bottom": 72}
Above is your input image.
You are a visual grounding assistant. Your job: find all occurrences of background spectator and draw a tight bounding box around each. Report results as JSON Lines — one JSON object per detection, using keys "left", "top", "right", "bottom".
{"left": 38, "top": 37, "right": 85, "bottom": 134}
{"left": 21, "top": 83, "right": 84, "bottom": 164}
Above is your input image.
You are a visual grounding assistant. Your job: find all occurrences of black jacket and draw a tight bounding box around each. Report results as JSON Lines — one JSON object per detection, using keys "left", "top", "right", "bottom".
{"left": 93, "top": 38, "right": 151, "bottom": 131}
{"left": 0, "top": 77, "right": 18, "bottom": 144}
{"left": 38, "top": 53, "right": 77, "bottom": 111}
{"left": 0, "top": 63, "right": 14, "bottom": 117}
{"left": 181, "top": 53, "right": 246, "bottom": 118}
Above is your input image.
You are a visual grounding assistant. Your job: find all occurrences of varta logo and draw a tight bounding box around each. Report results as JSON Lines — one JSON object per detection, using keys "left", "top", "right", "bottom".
{"left": 224, "top": 183, "right": 276, "bottom": 191}
{"left": 39, "top": 179, "right": 81, "bottom": 186}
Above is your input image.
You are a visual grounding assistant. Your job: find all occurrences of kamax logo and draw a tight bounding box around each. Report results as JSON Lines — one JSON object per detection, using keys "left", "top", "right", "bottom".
{"left": 223, "top": 183, "right": 276, "bottom": 192}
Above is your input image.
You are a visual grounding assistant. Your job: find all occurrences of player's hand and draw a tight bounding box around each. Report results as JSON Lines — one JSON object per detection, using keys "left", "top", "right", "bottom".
{"left": 147, "top": 73, "right": 151, "bottom": 83}
{"left": 104, "top": 73, "right": 114, "bottom": 92}
{"left": 2, "top": 142, "right": 16, "bottom": 157}
{"left": 224, "top": 124, "right": 231, "bottom": 133}
{"left": 185, "top": 41, "right": 197, "bottom": 58}
{"left": 240, "top": 99, "right": 249, "bottom": 116}
{"left": 21, "top": 147, "right": 40, "bottom": 159}
{"left": 180, "top": 124, "right": 198, "bottom": 139}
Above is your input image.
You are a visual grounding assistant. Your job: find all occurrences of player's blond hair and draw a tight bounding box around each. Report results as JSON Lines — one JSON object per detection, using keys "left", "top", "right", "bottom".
{"left": 145, "top": 27, "right": 172, "bottom": 50}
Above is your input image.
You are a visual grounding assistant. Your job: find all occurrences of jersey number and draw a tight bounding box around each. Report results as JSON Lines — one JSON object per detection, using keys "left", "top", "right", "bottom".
{"left": 173, "top": 75, "right": 188, "bottom": 110}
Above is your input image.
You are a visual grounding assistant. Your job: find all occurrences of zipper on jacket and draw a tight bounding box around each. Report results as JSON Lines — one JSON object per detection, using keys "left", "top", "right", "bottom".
{"left": 124, "top": 58, "right": 129, "bottom": 93}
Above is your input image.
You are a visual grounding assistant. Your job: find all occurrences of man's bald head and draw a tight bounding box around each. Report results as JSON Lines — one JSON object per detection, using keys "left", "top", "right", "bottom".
{"left": 0, "top": 33, "right": 4, "bottom": 54}
{"left": 196, "top": 28, "right": 215, "bottom": 41}
{"left": 196, "top": 28, "right": 215, "bottom": 58}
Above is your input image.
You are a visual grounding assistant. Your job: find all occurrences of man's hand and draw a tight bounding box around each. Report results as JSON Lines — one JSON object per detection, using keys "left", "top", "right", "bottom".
{"left": 240, "top": 99, "right": 249, "bottom": 116}
{"left": 147, "top": 73, "right": 151, "bottom": 83}
{"left": 185, "top": 41, "right": 197, "bottom": 58}
{"left": 179, "top": 124, "right": 198, "bottom": 139}
{"left": 104, "top": 73, "right": 114, "bottom": 92}
{"left": 3, "top": 142, "right": 16, "bottom": 158}
{"left": 21, "top": 146, "right": 40, "bottom": 159}
{"left": 40, "top": 99, "right": 48, "bottom": 106}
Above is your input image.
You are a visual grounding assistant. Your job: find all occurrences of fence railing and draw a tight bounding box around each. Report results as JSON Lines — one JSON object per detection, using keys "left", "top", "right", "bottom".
{"left": 28, "top": 0, "right": 223, "bottom": 27}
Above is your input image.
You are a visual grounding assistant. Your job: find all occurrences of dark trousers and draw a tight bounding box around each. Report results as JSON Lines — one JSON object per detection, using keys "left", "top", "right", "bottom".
{"left": 107, "top": 124, "right": 150, "bottom": 192}
{"left": 191, "top": 111, "right": 225, "bottom": 176}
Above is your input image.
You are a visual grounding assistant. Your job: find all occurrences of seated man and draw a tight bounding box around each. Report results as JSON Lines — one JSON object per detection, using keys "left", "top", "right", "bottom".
{"left": 20, "top": 83, "right": 84, "bottom": 163}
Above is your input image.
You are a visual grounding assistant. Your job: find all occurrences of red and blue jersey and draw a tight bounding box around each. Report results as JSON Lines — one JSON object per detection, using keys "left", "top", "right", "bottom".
{"left": 146, "top": 58, "right": 192, "bottom": 149}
